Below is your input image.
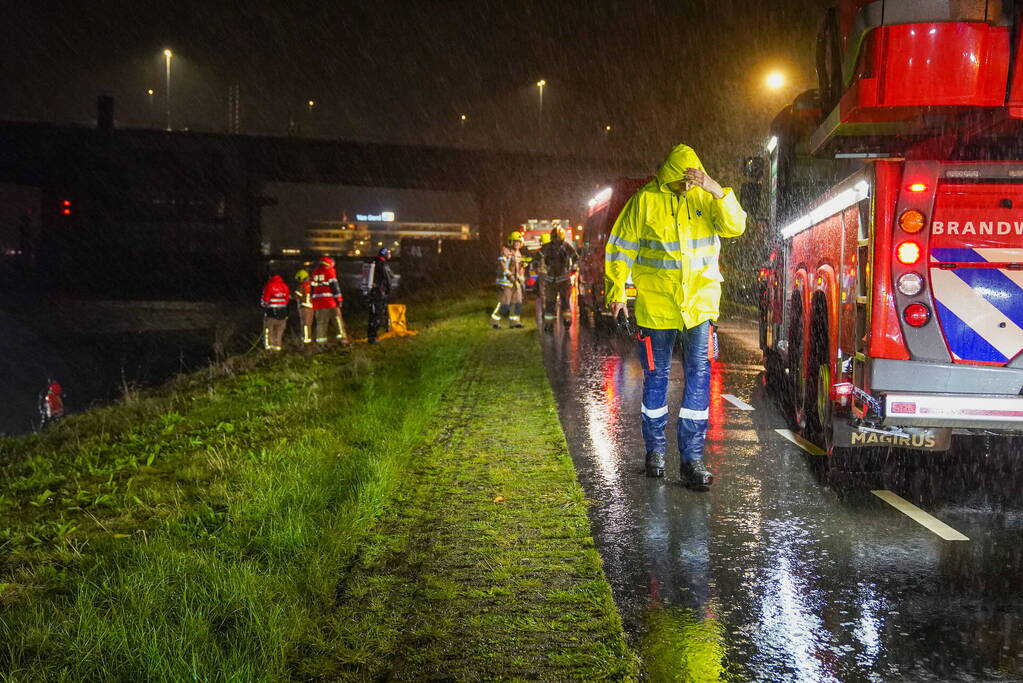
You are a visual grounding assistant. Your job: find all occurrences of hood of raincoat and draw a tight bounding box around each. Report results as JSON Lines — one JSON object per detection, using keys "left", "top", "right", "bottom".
{"left": 655, "top": 144, "right": 705, "bottom": 193}
{"left": 269, "top": 275, "right": 285, "bottom": 285}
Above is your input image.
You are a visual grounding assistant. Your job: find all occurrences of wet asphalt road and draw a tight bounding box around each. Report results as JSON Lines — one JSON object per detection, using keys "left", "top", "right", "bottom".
{"left": 538, "top": 302, "right": 1023, "bottom": 681}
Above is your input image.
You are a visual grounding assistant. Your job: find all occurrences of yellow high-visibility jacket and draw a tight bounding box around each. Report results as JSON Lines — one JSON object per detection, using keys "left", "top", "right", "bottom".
{"left": 605, "top": 144, "right": 747, "bottom": 330}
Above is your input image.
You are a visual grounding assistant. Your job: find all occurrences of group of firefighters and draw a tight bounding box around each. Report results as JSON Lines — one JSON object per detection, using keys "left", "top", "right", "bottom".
{"left": 261, "top": 248, "right": 396, "bottom": 351}
{"left": 492, "top": 226, "right": 578, "bottom": 332}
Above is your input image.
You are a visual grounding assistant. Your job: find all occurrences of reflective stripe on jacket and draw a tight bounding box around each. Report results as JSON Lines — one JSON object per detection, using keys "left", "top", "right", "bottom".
{"left": 293, "top": 280, "right": 313, "bottom": 308}
{"left": 310, "top": 264, "right": 342, "bottom": 309}
{"left": 605, "top": 144, "right": 747, "bottom": 330}
{"left": 540, "top": 239, "right": 578, "bottom": 282}
{"left": 496, "top": 245, "right": 524, "bottom": 288}
{"left": 261, "top": 275, "right": 290, "bottom": 308}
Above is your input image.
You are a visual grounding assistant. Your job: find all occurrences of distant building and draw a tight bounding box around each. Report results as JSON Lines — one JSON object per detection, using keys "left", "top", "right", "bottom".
{"left": 304, "top": 219, "right": 476, "bottom": 258}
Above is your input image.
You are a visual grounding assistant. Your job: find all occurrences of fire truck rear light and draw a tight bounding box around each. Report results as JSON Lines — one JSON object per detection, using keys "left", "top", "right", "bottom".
{"left": 903, "top": 303, "right": 931, "bottom": 327}
{"left": 890, "top": 401, "right": 917, "bottom": 414}
{"left": 898, "top": 209, "right": 925, "bottom": 233}
{"left": 896, "top": 241, "right": 922, "bottom": 265}
{"left": 907, "top": 183, "right": 928, "bottom": 192}
{"left": 897, "top": 272, "right": 924, "bottom": 296}
{"left": 830, "top": 382, "right": 855, "bottom": 401}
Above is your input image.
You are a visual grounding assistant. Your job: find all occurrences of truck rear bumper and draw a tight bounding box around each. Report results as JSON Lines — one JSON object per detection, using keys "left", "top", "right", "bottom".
{"left": 884, "top": 393, "right": 1023, "bottom": 430}
{"left": 869, "top": 358, "right": 1023, "bottom": 395}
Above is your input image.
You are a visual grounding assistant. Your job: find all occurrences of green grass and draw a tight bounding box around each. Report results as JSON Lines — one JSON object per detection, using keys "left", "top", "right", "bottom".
{"left": 0, "top": 291, "right": 635, "bottom": 680}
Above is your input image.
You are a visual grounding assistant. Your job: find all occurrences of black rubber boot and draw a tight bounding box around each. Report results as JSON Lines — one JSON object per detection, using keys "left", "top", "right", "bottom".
{"left": 492, "top": 322, "right": 501, "bottom": 329}
{"left": 680, "top": 458, "right": 713, "bottom": 490}
{"left": 645, "top": 451, "right": 665, "bottom": 478}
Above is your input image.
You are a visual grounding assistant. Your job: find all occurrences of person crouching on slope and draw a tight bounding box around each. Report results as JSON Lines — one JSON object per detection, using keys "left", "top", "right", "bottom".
{"left": 605, "top": 143, "right": 747, "bottom": 489}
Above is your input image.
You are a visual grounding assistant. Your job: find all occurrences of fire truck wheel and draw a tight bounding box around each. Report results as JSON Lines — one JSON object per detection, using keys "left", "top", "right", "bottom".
{"left": 806, "top": 310, "right": 890, "bottom": 478}
{"left": 785, "top": 297, "right": 805, "bottom": 431}
{"left": 805, "top": 309, "right": 831, "bottom": 450}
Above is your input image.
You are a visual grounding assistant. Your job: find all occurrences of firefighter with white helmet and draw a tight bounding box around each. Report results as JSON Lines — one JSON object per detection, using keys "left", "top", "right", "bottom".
{"left": 492, "top": 230, "right": 526, "bottom": 329}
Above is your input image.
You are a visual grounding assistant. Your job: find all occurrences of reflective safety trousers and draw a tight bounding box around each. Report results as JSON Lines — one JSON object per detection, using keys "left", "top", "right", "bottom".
{"left": 637, "top": 322, "right": 710, "bottom": 461}
{"left": 605, "top": 144, "right": 747, "bottom": 330}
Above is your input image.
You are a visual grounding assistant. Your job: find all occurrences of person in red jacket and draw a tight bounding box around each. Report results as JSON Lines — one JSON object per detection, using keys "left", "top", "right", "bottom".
{"left": 261, "top": 274, "right": 290, "bottom": 351}
{"left": 38, "top": 379, "right": 65, "bottom": 429}
{"left": 310, "top": 255, "right": 351, "bottom": 346}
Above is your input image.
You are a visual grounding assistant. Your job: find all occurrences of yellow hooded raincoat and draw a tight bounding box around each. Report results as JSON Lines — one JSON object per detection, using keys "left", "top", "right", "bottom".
{"left": 605, "top": 144, "right": 747, "bottom": 330}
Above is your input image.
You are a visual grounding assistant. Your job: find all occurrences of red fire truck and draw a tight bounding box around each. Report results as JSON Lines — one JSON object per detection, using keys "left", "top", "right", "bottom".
{"left": 578, "top": 178, "right": 649, "bottom": 324}
{"left": 753, "top": 1, "right": 1023, "bottom": 461}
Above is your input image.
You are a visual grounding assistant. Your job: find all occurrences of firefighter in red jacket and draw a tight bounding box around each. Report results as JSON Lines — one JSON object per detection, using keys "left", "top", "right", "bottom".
{"left": 293, "top": 269, "right": 314, "bottom": 345}
{"left": 39, "top": 379, "right": 65, "bottom": 429}
{"left": 310, "top": 255, "right": 351, "bottom": 345}
{"left": 261, "top": 274, "right": 290, "bottom": 351}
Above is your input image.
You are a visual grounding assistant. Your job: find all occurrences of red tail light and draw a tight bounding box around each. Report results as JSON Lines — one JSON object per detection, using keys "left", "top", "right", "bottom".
{"left": 896, "top": 241, "right": 922, "bottom": 265}
{"left": 907, "top": 183, "right": 928, "bottom": 192}
{"left": 903, "top": 303, "right": 931, "bottom": 327}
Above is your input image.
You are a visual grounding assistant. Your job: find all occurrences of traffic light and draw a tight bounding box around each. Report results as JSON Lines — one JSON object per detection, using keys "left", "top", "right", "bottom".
{"left": 61, "top": 199, "right": 72, "bottom": 216}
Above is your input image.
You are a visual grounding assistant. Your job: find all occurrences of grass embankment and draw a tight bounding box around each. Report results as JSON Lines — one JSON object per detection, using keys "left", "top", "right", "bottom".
{"left": 0, "top": 292, "right": 635, "bottom": 680}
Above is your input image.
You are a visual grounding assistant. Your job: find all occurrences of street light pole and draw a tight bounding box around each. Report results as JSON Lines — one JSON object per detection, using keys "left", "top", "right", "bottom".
{"left": 147, "top": 89, "right": 154, "bottom": 127}
{"left": 163, "top": 49, "right": 173, "bottom": 131}
{"left": 536, "top": 79, "right": 546, "bottom": 130}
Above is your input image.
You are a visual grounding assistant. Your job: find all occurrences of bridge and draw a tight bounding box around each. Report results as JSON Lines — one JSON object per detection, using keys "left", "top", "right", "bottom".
{"left": 0, "top": 115, "right": 645, "bottom": 300}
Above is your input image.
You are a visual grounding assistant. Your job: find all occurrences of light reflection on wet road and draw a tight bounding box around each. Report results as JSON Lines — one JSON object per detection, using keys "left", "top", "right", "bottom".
{"left": 540, "top": 304, "right": 1023, "bottom": 681}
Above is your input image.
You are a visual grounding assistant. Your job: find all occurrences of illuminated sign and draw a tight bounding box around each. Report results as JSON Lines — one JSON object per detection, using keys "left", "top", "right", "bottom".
{"left": 355, "top": 211, "right": 395, "bottom": 222}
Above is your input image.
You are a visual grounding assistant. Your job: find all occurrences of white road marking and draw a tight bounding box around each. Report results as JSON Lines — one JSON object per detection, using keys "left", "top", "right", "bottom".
{"left": 871, "top": 490, "right": 969, "bottom": 541}
{"left": 774, "top": 429, "right": 826, "bottom": 456}
{"left": 721, "top": 394, "right": 754, "bottom": 411}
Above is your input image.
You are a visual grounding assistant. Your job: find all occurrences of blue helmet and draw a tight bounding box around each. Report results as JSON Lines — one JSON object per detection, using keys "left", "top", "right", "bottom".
{"left": 378, "top": 247, "right": 392, "bottom": 259}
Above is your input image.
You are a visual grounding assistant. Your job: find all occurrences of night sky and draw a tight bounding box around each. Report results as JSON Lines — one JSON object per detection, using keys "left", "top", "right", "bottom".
{"left": 2, "top": 0, "right": 828, "bottom": 173}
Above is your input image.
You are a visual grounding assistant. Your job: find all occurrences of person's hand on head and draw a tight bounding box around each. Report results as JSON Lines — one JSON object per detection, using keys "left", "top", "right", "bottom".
{"left": 684, "top": 167, "right": 724, "bottom": 200}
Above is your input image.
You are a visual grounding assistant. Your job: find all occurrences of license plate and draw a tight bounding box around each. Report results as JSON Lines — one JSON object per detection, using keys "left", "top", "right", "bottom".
{"left": 832, "top": 421, "right": 952, "bottom": 451}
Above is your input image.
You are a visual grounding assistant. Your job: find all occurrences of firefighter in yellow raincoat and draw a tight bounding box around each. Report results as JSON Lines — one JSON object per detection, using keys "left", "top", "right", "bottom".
{"left": 605, "top": 143, "right": 747, "bottom": 488}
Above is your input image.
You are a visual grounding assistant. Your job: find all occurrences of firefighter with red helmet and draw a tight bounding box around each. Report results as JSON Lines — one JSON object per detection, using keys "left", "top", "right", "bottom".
{"left": 261, "top": 274, "right": 290, "bottom": 351}
{"left": 38, "top": 378, "right": 65, "bottom": 429}
{"left": 292, "top": 269, "right": 314, "bottom": 345}
{"left": 310, "top": 255, "right": 351, "bottom": 346}
{"left": 539, "top": 225, "right": 578, "bottom": 332}
{"left": 491, "top": 231, "right": 526, "bottom": 329}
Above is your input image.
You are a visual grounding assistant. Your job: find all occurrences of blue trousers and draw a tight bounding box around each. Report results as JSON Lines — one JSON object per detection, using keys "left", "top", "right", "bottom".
{"left": 637, "top": 322, "right": 711, "bottom": 462}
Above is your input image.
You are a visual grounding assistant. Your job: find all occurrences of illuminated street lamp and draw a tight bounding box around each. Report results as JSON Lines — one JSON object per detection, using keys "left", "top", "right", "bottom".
{"left": 147, "top": 88, "right": 154, "bottom": 126}
{"left": 765, "top": 70, "right": 786, "bottom": 91}
{"left": 536, "top": 79, "right": 546, "bottom": 129}
{"left": 163, "top": 49, "right": 173, "bottom": 131}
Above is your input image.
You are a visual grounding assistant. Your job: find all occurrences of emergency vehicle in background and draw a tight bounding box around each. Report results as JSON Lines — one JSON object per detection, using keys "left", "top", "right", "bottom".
{"left": 578, "top": 178, "right": 649, "bottom": 324}
{"left": 750, "top": 0, "right": 1023, "bottom": 461}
